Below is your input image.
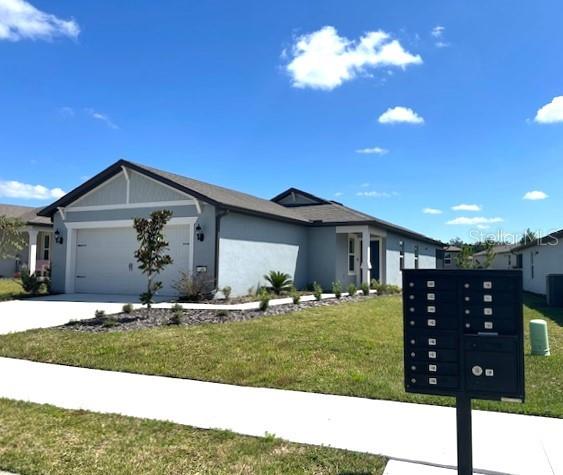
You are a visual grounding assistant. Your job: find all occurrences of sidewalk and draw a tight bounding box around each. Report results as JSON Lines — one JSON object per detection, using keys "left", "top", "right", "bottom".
{"left": 0, "top": 357, "right": 560, "bottom": 475}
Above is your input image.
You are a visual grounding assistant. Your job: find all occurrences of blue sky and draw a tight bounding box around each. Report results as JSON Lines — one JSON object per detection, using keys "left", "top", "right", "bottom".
{"left": 0, "top": 0, "right": 562, "bottom": 243}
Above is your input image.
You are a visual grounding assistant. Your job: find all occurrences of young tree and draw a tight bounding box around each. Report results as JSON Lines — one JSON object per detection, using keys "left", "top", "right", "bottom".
{"left": 133, "top": 210, "right": 173, "bottom": 312}
{"left": 455, "top": 245, "right": 474, "bottom": 269}
{"left": 0, "top": 216, "right": 26, "bottom": 260}
{"left": 520, "top": 228, "right": 538, "bottom": 245}
{"left": 475, "top": 242, "right": 496, "bottom": 269}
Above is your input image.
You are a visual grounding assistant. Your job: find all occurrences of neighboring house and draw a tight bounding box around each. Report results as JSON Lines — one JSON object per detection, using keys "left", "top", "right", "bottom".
{"left": 0, "top": 204, "right": 53, "bottom": 278}
{"left": 436, "top": 246, "right": 462, "bottom": 269}
{"left": 38, "top": 160, "right": 441, "bottom": 296}
{"left": 473, "top": 244, "right": 519, "bottom": 270}
{"left": 513, "top": 230, "right": 563, "bottom": 295}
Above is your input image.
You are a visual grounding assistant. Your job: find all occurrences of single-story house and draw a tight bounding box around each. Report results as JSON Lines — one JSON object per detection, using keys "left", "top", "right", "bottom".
{"left": 436, "top": 245, "right": 462, "bottom": 269}
{"left": 0, "top": 204, "right": 52, "bottom": 278}
{"left": 38, "top": 160, "right": 442, "bottom": 296}
{"left": 473, "top": 244, "right": 519, "bottom": 270}
{"left": 512, "top": 229, "right": 563, "bottom": 295}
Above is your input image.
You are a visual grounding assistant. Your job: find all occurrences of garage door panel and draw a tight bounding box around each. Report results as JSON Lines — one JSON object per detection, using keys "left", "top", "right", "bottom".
{"left": 74, "top": 226, "right": 190, "bottom": 296}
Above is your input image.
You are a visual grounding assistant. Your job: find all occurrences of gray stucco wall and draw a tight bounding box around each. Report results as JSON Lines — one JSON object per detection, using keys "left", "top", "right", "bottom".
{"left": 50, "top": 203, "right": 216, "bottom": 293}
{"left": 385, "top": 233, "right": 438, "bottom": 287}
{"left": 217, "top": 212, "right": 308, "bottom": 296}
{"left": 520, "top": 241, "right": 563, "bottom": 295}
{"left": 307, "top": 226, "right": 337, "bottom": 290}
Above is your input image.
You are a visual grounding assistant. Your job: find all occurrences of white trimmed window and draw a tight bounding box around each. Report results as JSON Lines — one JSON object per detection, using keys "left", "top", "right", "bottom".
{"left": 42, "top": 234, "right": 50, "bottom": 260}
{"left": 348, "top": 237, "right": 356, "bottom": 274}
{"left": 414, "top": 245, "right": 420, "bottom": 269}
{"left": 444, "top": 252, "right": 451, "bottom": 265}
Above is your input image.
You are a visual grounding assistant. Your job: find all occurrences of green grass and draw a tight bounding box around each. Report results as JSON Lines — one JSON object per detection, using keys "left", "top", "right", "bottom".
{"left": 0, "top": 294, "right": 561, "bottom": 418}
{"left": 0, "top": 278, "right": 25, "bottom": 301}
{"left": 0, "top": 398, "right": 385, "bottom": 475}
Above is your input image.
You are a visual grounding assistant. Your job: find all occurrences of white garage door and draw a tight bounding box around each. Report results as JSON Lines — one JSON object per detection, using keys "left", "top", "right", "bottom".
{"left": 74, "top": 225, "right": 191, "bottom": 296}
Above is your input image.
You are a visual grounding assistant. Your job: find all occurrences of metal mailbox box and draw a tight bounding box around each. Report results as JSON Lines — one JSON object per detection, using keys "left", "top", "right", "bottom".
{"left": 403, "top": 269, "right": 525, "bottom": 402}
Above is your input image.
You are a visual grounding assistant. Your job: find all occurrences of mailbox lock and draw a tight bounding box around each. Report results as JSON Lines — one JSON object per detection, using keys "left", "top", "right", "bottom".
{"left": 411, "top": 365, "right": 416, "bottom": 371}
{"left": 410, "top": 339, "right": 416, "bottom": 345}
{"left": 409, "top": 282, "right": 414, "bottom": 288}
{"left": 465, "top": 309, "right": 471, "bottom": 315}
{"left": 409, "top": 294, "right": 415, "bottom": 300}
{"left": 464, "top": 283, "right": 470, "bottom": 289}
{"left": 410, "top": 307, "right": 415, "bottom": 313}
{"left": 410, "top": 320, "right": 415, "bottom": 326}
{"left": 465, "top": 296, "right": 470, "bottom": 302}
{"left": 411, "top": 378, "right": 417, "bottom": 384}
{"left": 472, "top": 365, "right": 483, "bottom": 377}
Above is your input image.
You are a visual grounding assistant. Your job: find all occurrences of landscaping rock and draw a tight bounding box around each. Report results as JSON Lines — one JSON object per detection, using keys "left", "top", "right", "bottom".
{"left": 61, "top": 294, "right": 375, "bottom": 333}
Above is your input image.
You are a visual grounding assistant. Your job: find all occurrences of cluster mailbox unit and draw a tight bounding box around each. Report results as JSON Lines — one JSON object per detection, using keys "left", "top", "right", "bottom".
{"left": 402, "top": 269, "right": 524, "bottom": 475}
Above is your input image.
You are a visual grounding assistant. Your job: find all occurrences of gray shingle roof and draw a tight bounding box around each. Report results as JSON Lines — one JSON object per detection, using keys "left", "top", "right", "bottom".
{"left": 0, "top": 204, "right": 51, "bottom": 226}
{"left": 473, "top": 244, "right": 518, "bottom": 256}
{"left": 132, "top": 162, "right": 309, "bottom": 223}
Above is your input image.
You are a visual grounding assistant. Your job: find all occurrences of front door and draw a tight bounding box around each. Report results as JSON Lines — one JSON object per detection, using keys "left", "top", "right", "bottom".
{"left": 370, "top": 240, "right": 380, "bottom": 282}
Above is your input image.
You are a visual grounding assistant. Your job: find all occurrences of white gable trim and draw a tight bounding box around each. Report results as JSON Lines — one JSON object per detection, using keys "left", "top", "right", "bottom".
{"left": 66, "top": 200, "right": 197, "bottom": 213}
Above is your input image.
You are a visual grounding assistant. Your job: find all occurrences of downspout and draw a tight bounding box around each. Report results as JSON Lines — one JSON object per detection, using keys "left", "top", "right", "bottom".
{"left": 214, "top": 207, "right": 229, "bottom": 291}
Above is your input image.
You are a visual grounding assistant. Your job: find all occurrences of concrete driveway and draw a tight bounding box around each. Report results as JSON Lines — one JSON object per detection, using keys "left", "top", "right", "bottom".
{"left": 0, "top": 294, "right": 169, "bottom": 335}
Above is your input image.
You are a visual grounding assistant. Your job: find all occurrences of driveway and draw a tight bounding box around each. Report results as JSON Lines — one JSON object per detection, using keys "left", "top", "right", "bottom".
{"left": 0, "top": 295, "right": 151, "bottom": 335}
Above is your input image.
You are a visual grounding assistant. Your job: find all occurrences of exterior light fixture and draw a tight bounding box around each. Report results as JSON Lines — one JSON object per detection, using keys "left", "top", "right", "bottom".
{"left": 195, "top": 224, "right": 204, "bottom": 242}
{"left": 54, "top": 229, "right": 64, "bottom": 245}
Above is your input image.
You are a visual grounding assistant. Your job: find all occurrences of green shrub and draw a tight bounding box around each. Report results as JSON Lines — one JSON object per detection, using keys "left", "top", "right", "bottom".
{"left": 332, "top": 281, "right": 342, "bottom": 299}
{"left": 360, "top": 282, "right": 370, "bottom": 296}
{"left": 370, "top": 278, "right": 380, "bottom": 290}
{"left": 376, "top": 283, "right": 402, "bottom": 295}
{"left": 264, "top": 271, "right": 293, "bottom": 295}
{"left": 122, "top": 303, "right": 134, "bottom": 314}
{"left": 347, "top": 283, "right": 357, "bottom": 297}
{"left": 222, "top": 286, "right": 232, "bottom": 301}
{"left": 20, "top": 268, "right": 42, "bottom": 295}
{"left": 258, "top": 288, "right": 270, "bottom": 311}
{"left": 102, "top": 316, "right": 118, "bottom": 328}
{"left": 171, "top": 303, "right": 184, "bottom": 312}
{"left": 168, "top": 313, "right": 182, "bottom": 325}
{"left": 289, "top": 287, "right": 301, "bottom": 305}
{"left": 94, "top": 309, "right": 106, "bottom": 319}
{"left": 216, "top": 309, "right": 229, "bottom": 318}
{"left": 313, "top": 282, "right": 322, "bottom": 301}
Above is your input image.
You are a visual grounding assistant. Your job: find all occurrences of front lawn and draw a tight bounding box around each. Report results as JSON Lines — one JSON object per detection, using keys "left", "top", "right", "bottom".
{"left": 0, "top": 278, "right": 25, "bottom": 301}
{"left": 0, "top": 398, "right": 385, "bottom": 475}
{"left": 0, "top": 294, "right": 561, "bottom": 418}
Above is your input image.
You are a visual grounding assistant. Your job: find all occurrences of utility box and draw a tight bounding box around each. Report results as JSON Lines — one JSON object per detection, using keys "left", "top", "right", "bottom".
{"left": 546, "top": 274, "right": 563, "bottom": 307}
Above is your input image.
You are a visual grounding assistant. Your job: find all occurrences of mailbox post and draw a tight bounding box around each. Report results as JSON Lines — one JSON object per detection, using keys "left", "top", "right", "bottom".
{"left": 402, "top": 270, "right": 524, "bottom": 475}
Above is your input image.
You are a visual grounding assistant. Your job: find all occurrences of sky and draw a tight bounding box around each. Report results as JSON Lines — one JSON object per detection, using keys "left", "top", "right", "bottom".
{"left": 0, "top": 0, "right": 562, "bottom": 243}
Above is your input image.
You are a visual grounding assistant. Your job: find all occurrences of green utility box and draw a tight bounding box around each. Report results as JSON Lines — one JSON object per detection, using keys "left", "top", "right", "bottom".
{"left": 530, "top": 319, "right": 550, "bottom": 356}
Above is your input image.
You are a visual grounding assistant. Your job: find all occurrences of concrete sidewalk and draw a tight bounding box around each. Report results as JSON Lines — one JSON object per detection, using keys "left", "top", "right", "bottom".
{"left": 0, "top": 357, "right": 560, "bottom": 475}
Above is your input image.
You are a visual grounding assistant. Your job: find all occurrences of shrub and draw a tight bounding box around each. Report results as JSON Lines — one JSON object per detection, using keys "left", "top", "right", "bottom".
{"left": 122, "top": 303, "right": 134, "bottom": 314}
{"left": 313, "top": 282, "right": 322, "bottom": 301}
{"left": 216, "top": 309, "right": 229, "bottom": 318}
{"left": 20, "top": 268, "right": 42, "bottom": 295}
{"left": 374, "top": 283, "right": 401, "bottom": 295}
{"left": 258, "top": 288, "right": 270, "bottom": 311}
{"left": 102, "top": 316, "right": 118, "bottom": 328}
{"left": 360, "top": 282, "right": 370, "bottom": 296}
{"left": 222, "top": 286, "right": 232, "bottom": 301}
{"left": 168, "top": 313, "right": 182, "bottom": 325}
{"left": 289, "top": 287, "right": 301, "bottom": 305}
{"left": 347, "top": 283, "right": 357, "bottom": 297}
{"left": 94, "top": 309, "right": 106, "bottom": 318}
{"left": 171, "top": 303, "right": 184, "bottom": 312}
{"left": 173, "top": 272, "right": 213, "bottom": 302}
{"left": 370, "top": 278, "right": 379, "bottom": 290}
{"left": 332, "top": 281, "right": 342, "bottom": 299}
{"left": 264, "top": 271, "right": 293, "bottom": 295}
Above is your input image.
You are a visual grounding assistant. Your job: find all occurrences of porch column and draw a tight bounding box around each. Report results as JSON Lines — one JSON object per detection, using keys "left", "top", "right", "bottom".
{"left": 361, "top": 228, "right": 371, "bottom": 284}
{"left": 27, "top": 228, "right": 38, "bottom": 274}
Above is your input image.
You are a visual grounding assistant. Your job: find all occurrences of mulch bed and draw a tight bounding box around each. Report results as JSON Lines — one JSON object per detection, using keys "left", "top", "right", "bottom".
{"left": 62, "top": 294, "right": 377, "bottom": 333}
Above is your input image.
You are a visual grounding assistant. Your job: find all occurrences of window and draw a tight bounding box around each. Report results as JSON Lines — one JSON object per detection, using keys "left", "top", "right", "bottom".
{"left": 444, "top": 252, "right": 452, "bottom": 265}
{"left": 414, "top": 245, "right": 420, "bottom": 269}
{"left": 348, "top": 237, "right": 356, "bottom": 274}
{"left": 399, "top": 241, "right": 405, "bottom": 270}
{"left": 530, "top": 252, "right": 534, "bottom": 279}
{"left": 42, "top": 234, "right": 50, "bottom": 260}
{"left": 507, "top": 255, "right": 512, "bottom": 267}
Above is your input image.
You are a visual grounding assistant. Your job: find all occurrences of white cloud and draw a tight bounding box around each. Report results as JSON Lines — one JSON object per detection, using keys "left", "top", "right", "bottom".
{"left": 431, "top": 26, "right": 445, "bottom": 38}
{"left": 334, "top": 192, "right": 343, "bottom": 197}
{"left": 360, "top": 183, "right": 370, "bottom": 188}
{"left": 84, "top": 108, "right": 119, "bottom": 129}
{"left": 0, "top": 179, "right": 65, "bottom": 200}
{"left": 356, "top": 146, "right": 389, "bottom": 155}
{"left": 422, "top": 207, "right": 443, "bottom": 215}
{"left": 534, "top": 97, "right": 563, "bottom": 124}
{"left": 356, "top": 191, "right": 398, "bottom": 198}
{"left": 378, "top": 106, "right": 424, "bottom": 124}
{"left": 286, "top": 26, "right": 422, "bottom": 90}
{"left": 58, "top": 106, "right": 74, "bottom": 118}
{"left": 447, "top": 217, "right": 503, "bottom": 225}
{"left": 476, "top": 224, "right": 490, "bottom": 230}
{"left": 523, "top": 190, "right": 548, "bottom": 201}
{"left": 0, "top": 0, "right": 79, "bottom": 41}
{"left": 452, "top": 203, "right": 481, "bottom": 212}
